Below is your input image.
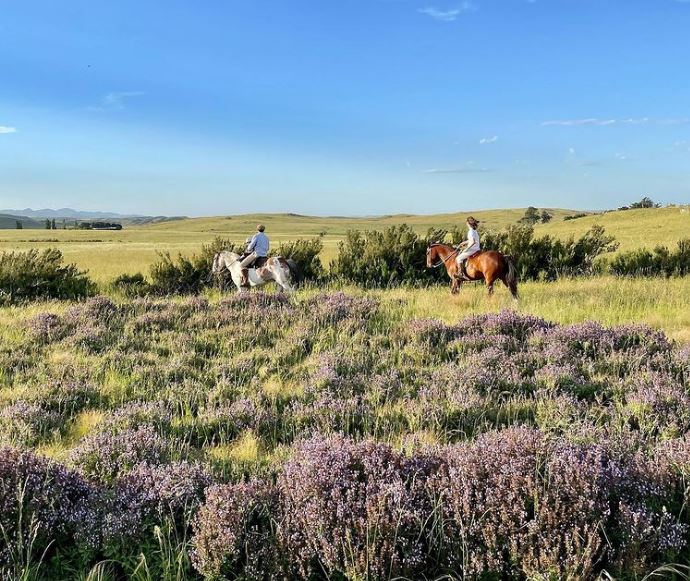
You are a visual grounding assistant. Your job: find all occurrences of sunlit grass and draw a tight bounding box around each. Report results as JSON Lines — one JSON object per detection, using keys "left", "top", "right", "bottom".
{"left": 385, "top": 276, "right": 690, "bottom": 343}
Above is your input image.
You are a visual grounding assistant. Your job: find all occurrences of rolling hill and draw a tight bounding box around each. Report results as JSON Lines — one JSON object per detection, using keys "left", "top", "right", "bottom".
{"left": 1, "top": 206, "right": 688, "bottom": 283}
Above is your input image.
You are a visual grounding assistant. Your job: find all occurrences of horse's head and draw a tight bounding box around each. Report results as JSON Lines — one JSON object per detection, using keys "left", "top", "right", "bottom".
{"left": 426, "top": 244, "right": 439, "bottom": 268}
{"left": 211, "top": 252, "right": 223, "bottom": 274}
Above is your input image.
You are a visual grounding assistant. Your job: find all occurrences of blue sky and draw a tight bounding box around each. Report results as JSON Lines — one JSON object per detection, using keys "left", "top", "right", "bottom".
{"left": 1, "top": 0, "right": 689, "bottom": 216}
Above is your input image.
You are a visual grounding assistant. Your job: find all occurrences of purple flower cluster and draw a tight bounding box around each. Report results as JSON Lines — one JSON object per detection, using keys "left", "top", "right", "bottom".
{"left": 69, "top": 425, "right": 186, "bottom": 483}
{"left": 0, "top": 447, "right": 98, "bottom": 567}
{"left": 191, "top": 432, "right": 689, "bottom": 580}
{"left": 0, "top": 401, "right": 62, "bottom": 446}
{"left": 103, "top": 462, "right": 211, "bottom": 550}
{"left": 307, "top": 291, "right": 378, "bottom": 325}
{"left": 26, "top": 312, "right": 66, "bottom": 343}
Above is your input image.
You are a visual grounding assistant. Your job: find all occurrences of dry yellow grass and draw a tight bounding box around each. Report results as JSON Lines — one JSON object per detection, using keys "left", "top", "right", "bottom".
{"left": 534, "top": 205, "right": 690, "bottom": 253}
{"left": 0, "top": 208, "right": 575, "bottom": 282}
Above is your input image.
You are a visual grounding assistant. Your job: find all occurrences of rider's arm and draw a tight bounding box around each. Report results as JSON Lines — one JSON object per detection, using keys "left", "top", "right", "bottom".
{"left": 246, "top": 235, "right": 257, "bottom": 252}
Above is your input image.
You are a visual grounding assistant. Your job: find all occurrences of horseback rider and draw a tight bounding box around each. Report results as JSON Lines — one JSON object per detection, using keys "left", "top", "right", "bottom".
{"left": 239, "top": 224, "right": 270, "bottom": 286}
{"left": 456, "top": 216, "right": 481, "bottom": 280}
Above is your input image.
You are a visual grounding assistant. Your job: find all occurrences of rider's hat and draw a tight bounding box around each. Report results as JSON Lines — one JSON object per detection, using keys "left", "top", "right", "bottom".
{"left": 257, "top": 224, "right": 266, "bottom": 232}
{"left": 466, "top": 216, "right": 479, "bottom": 228}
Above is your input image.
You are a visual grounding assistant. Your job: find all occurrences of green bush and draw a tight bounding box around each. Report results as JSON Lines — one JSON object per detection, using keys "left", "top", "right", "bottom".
{"left": 610, "top": 239, "right": 690, "bottom": 277}
{"left": 149, "top": 237, "right": 238, "bottom": 295}
{"left": 0, "top": 248, "right": 95, "bottom": 305}
{"left": 482, "top": 224, "right": 618, "bottom": 281}
{"left": 149, "top": 236, "right": 324, "bottom": 294}
{"left": 329, "top": 224, "right": 442, "bottom": 287}
{"left": 111, "top": 272, "right": 150, "bottom": 297}
{"left": 273, "top": 237, "right": 324, "bottom": 284}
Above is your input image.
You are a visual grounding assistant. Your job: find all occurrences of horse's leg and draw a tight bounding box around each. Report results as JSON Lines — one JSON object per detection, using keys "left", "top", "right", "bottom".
{"left": 451, "top": 276, "right": 460, "bottom": 294}
{"left": 485, "top": 274, "right": 496, "bottom": 297}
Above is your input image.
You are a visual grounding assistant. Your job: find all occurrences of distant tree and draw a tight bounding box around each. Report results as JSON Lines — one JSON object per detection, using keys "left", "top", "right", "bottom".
{"left": 62, "top": 219, "right": 66, "bottom": 229}
{"left": 45, "top": 219, "right": 51, "bottom": 229}
{"left": 630, "top": 196, "right": 659, "bottom": 209}
{"left": 15, "top": 220, "right": 22, "bottom": 230}
{"left": 519, "top": 206, "right": 541, "bottom": 225}
{"left": 51, "top": 219, "right": 56, "bottom": 230}
{"left": 540, "top": 210, "right": 553, "bottom": 223}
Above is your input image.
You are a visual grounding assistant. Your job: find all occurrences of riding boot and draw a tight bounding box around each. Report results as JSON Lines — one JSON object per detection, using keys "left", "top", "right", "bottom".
{"left": 458, "top": 259, "right": 467, "bottom": 281}
{"left": 240, "top": 268, "right": 249, "bottom": 287}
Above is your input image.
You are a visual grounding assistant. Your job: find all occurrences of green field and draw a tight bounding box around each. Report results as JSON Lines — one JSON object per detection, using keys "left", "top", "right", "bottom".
{"left": 0, "top": 208, "right": 576, "bottom": 282}
{"left": 535, "top": 205, "right": 690, "bottom": 253}
{"left": 3, "top": 205, "right": 689, "bottom": 284}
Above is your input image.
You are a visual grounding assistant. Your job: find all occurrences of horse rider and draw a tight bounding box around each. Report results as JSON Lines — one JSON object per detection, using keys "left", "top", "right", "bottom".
{"left": 239, "top": 224, "right": 270, "bottom": 286}
{"left": 456, "top": 216, "right": 481, "bottom": 280}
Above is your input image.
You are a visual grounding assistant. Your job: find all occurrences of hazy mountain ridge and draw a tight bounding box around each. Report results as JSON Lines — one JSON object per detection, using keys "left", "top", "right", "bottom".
{"left": 0, "top": 208, "right": 143, "bottom": 219}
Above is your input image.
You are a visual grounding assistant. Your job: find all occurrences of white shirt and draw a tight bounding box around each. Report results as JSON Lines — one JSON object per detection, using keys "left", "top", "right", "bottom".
{"left": 466, "top": 227, "right": 480, "bottom": 252}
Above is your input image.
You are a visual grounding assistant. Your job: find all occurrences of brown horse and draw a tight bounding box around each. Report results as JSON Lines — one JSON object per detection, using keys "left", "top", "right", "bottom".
{"left": 426, "top": 243, "right": 519, "bottom": 299}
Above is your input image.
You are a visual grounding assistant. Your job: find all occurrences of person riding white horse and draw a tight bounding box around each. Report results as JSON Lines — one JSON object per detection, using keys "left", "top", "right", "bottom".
{"left": 239, "top": 224, "right": 270, "bottom": 286}
{"left": 456, "top": 216, "right": 481, "bottom": 280}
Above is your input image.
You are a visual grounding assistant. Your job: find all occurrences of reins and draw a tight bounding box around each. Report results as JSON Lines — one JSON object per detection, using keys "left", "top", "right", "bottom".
{"left": 429, "top": 244, "right": 460, "bottom": 268}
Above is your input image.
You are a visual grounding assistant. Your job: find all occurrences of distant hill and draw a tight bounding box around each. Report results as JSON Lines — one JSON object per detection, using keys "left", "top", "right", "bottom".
{"left": 0, "top": 209, "right": 190, "bottom": 229}
{"left": 0, "top": 208, "right": 142, "bottom": 219}
{"left": 0, "top": 208, "right": 143, "bottom": 220}
{"left": 0, "top": 213, "right": 43, "bottom": 229}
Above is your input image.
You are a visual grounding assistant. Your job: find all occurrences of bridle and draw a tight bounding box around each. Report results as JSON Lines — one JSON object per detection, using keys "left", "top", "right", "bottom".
{"left": 428, "top": 244, "right": 459, "bottom": 269}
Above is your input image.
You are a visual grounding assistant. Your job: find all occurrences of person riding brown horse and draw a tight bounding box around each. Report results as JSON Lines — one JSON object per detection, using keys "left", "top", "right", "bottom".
{"left": 426, "top": 236, "right": 519, "bottom": 299}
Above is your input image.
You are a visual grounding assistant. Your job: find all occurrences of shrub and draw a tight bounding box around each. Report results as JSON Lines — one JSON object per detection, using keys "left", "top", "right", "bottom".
{"left": 0, "top": 447, "right": 98, "bottom": 571}
{"left": 149, "top": 237, "right": 239, "bottom": 295}
{"left": 482, "top": 224, "right": 618, "bottom": 280}
{"left": 278, "top": 435, "right": 440, "bottom": 579}
{"left": 111, "top": 272, "right": 150, "bottom": 297}
{"left": 0, "top": 249, "right": 95, "bottom": 305}
{"left": 69, "top": 425, "right": 186, "bottom": 483}
{"left": 273, "top": 237, "right": 324, "bottom": 284}
{"left": 330, "top": 224, "right": 441, "bottom": 287}
{"left": 610, "top": 238, "right": 690, "bottom": 277}
{"left": 103, "top": 462, "right": 211, "bottom": 562}
{"left": 191, "top": 480, "right": 282, "bottom": 580}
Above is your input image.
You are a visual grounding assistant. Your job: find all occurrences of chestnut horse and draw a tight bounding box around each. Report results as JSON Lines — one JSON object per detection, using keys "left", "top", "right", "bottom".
{"left": 426, "top": 243, "right": 519, "bottom": 299}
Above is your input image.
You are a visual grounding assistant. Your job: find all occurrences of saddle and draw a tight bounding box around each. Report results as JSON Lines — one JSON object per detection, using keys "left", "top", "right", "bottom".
{"left": 457, "top": 250, "right": 481, "bottom": 281}
{"left": 240, "top": 256, "right": 269, "bottom": 286}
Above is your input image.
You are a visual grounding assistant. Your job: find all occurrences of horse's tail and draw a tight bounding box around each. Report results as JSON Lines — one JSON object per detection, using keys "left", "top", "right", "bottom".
{"left": 286, "top": 259, "right": 302, "bottom": 286}
{"left": 503, "top": 254, "right": 519, "bottom": 300}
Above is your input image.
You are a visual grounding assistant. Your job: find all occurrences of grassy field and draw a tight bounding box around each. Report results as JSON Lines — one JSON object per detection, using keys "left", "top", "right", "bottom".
{"left": 0, "top": 208, "right": 575, "bottom": 283}
{"left": 1, "top": 206, "right": 689, "bottom": 284}
{"left": 534, "top": 205, "right": 690, "bottom": 253}
{"left": 3, "top": 208, "right": 690, "bottom": 579}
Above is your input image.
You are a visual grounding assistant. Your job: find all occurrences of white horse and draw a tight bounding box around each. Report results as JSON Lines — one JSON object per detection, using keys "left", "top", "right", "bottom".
{"left": 212, "top": 251, "right": 299, "bottom": 292}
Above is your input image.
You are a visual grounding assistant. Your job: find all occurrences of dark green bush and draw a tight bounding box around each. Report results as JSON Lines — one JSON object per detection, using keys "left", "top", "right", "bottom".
{"left": 610, "top": 239, "right": 690, "bottom": 277}
{"left": 482, "top": 224, "right": 618, "bottom": 281}
{"left": 111, "top": 272, "right": 150, "bottom": 297}
{"left": 272, "top": 237, "right": 324, "bottom": 284}
{"left": 329, "top": 224, "right": 441, "bottom": 287}
{"left": 149, "top": 237, "right": 240, "bottom": 295}
{"left": 0, "top": 249, "right": 95, "bottom": 305}
{"left": 149, "top": 236, "right": 324, "bottom": 294}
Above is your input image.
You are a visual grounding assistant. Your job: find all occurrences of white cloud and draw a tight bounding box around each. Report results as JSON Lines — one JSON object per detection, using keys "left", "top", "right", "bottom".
{"left": 615, "top": 152, "right": 630, "bottom": 161}
{"left": 542, "top": 117, "right": 689, "bottom": 127}
{"left": 423, "top": 161, "right": 490, "bottom": 173}
{"left": 479, "top": 135, "right": 498, "bottom": 144}
{"left": 418, "top": 2, "right": 476, "bottom": 21}
{"left": 88, "top": 91, "right": 145, "bottom": 111}
{"left": 0, "top": 126, "right": 17, "bottom": 134}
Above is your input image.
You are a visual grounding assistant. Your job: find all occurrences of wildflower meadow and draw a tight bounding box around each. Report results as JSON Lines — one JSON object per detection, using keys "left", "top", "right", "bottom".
{"left": 1, "top": 290, "right": 690, "bottom": 579}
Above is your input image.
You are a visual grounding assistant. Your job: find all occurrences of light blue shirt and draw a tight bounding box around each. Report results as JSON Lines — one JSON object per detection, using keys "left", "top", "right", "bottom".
{"left": 247, "top": 231, "right": 270, "bottom": 257}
